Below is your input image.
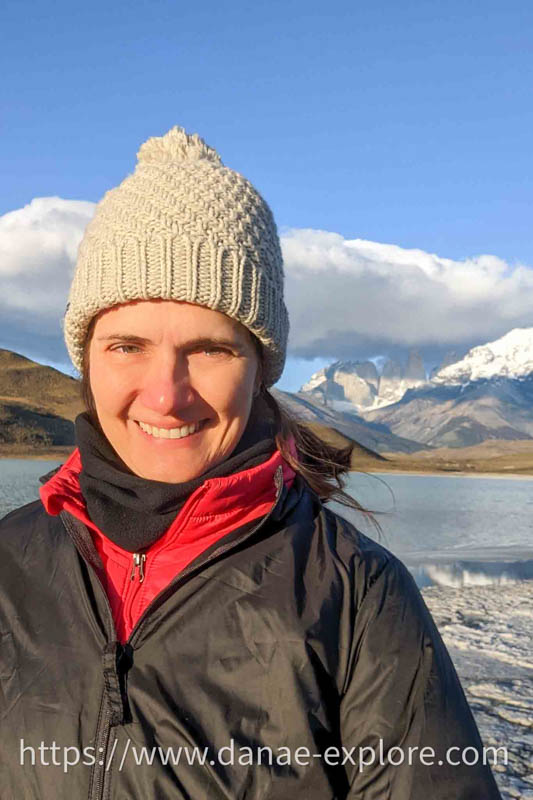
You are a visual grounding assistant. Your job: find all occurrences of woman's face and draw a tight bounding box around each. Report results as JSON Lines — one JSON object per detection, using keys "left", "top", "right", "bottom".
{"left": 87, "top": 300, "right": 261, "bottom": 482}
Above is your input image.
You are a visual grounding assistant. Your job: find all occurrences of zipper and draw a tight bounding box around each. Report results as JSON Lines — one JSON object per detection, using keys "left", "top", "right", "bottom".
{"left": 60, "top": 464, "right": 285, "bottom": 798}
{"left": 130, "top": 552, "right": 146, "bottom": 583}
{"left": 123, "top": 552, "right": 147, "bottom": 640}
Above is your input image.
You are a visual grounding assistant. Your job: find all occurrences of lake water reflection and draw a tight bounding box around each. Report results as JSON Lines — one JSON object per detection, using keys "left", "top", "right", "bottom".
{"left": 331, "top": 472, "right": 533, "bottom": 586}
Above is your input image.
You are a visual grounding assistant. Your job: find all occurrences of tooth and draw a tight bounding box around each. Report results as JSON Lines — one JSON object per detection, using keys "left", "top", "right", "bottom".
{"left": 138, "top": 421, "right": 201, "bottom": 439}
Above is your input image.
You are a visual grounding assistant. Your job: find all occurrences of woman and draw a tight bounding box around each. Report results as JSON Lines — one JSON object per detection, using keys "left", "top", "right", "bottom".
{"left": 0, "top": 127, "right": 501, "bottom": 799}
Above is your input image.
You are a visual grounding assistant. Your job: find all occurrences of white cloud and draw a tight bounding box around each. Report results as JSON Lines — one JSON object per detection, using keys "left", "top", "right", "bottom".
{"left": 282, "top": 229, "right": 533, "bottom": 359}
{"left": 0, "top": 197, "right": 95, "bottom": 361}
{"left": 1, "top": 199, "right": 533, "bottom": 370}
{"left": 0, "top": 197, "right": 95, "bottom": 315}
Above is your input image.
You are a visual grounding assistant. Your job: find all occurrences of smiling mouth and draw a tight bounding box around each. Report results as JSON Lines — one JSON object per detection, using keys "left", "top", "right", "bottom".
{"left": 135, "top": 419, "right": 206, "bottom": 440}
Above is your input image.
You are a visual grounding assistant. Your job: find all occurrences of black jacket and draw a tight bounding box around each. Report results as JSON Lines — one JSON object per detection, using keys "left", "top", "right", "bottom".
{"left": 0, "top": 468, "right": 502, "bottom": 799}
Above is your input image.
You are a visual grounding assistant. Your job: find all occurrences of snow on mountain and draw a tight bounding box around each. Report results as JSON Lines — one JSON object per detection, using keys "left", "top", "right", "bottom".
{"left": 302, "top": 361, "right": 379, "bottom": 409}
{"left": 378, "top": 355, "right": 426, "bottom": 405}
{"left": 301, "top": 352, "right": 427, "bottom": 412}
{"left": 298, "top": 329, "right": 533, "bottom": 449}
{"left": 301, "top": 368, "right": 328, "bottom": 392}
{"left": 430, "top": 350, "right": 460, "bottom": 380}
{"left": 365, "top": 329, "right": 533, "bottom": 448}
{"left": 433, "top": 328, "right": 533, "bottom": 385}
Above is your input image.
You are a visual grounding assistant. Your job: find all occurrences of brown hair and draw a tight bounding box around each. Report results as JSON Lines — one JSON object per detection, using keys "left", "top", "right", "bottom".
{"left": 80, "top": 317, "right": 372, "bottom": 518}
{"left": 260, "top": 387, "right": 375, "bottom": 517}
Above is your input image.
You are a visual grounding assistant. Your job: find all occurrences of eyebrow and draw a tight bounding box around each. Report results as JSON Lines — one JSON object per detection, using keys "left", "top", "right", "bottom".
{"left": 95, "top": 333, "right": 245, "bottom": 350}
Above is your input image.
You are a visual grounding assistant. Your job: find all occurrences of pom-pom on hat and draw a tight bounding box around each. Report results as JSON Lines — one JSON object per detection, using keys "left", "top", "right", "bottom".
{"left": 64, "top": 126, "right": 289, "bottom": 388}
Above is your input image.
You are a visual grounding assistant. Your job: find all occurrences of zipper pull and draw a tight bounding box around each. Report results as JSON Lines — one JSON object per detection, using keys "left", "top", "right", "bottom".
{"left": 130, "top": 552, "right": 146, "bottom": 584}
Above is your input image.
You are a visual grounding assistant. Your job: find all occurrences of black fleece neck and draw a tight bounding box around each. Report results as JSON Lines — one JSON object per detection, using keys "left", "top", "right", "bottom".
{"left": 76, "top": 395, "right": 277, "bottom": 553}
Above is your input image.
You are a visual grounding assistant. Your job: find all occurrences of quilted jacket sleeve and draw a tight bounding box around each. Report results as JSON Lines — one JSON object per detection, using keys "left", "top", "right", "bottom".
{"left": 339, "top": 556, "right": 503, "bottom": 799}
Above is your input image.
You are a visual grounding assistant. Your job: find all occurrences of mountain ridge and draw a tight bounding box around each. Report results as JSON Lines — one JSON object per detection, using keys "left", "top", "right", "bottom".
{"left": 299, "top": 327, "right": 533, "bottom": 449}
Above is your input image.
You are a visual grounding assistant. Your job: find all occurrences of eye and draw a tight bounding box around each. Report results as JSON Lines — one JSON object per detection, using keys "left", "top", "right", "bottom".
{"left": 111, "top": 344, "right": 142, "bottom": 354}
{"left": 186, "top": 344, "right": 234, "bottom": 358}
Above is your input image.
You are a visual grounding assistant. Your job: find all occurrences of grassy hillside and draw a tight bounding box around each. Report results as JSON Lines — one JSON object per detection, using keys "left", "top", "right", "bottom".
{"left": 380, "top": 439, "right": 533, "bottom": 475}
{"left": 307, "top": 423, "right": 533, "bottom": 476}
{"left": 0, "top": 349, "right": 82, "bottom": 455}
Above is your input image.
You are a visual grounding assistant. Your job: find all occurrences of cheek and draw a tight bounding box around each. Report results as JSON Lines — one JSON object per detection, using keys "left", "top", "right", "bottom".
{"left": 200, "top": 365, "right": 256, "bottom": 415}
{"left": 212, "top": 366, "right": 255, "bottom": 414}
{"left": 89, "top": 360, "right": 133, "bottom": 415}
{"left": 226, "top": 378, "right": 257, "bottom": 424}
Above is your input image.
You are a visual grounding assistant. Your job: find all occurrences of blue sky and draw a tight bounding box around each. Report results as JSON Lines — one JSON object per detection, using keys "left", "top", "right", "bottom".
{"left": 1, "top": 0, "right": 532, "bottom": 391}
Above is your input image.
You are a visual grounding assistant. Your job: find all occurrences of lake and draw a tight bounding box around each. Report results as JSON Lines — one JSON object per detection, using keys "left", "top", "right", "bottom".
{"left": 333, "top": 471, "right": 533, "bottom": 586}
{"left": 1, "top": 460, "right": 533, "bottom": 587}
{"left": 0, "top": 459, "right": 63, "bottom": 519}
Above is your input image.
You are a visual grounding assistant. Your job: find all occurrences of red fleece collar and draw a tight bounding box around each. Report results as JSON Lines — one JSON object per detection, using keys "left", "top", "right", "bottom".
{"left": 40, "top": 446, "right": 296, "bottom": 562}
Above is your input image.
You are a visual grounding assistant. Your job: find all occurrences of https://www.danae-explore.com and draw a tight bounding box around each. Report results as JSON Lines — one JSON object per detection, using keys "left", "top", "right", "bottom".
{"left": 19, "top": 737, "right": 508, "bottom": 774}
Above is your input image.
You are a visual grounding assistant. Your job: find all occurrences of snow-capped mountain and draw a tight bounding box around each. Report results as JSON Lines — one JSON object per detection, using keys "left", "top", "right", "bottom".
{"left": 433, "top": 328, "right": 533, "bottom": 385}
{"left": 300, "top": 351, "right": 428, "bottom": 412}
{"left": 364, "top": 329, "right": 533, "bottom": 448}
{"left": 299, "top": 329, "right": 533, "bottom": 449}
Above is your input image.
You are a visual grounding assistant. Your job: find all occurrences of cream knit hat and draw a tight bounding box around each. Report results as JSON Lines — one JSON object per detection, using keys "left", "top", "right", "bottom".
{"left": 64, "top": 126, "right": 289, "bottom": 387}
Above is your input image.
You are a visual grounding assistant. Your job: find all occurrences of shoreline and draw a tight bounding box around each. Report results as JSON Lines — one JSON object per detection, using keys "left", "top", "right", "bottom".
{"left": 0, "top": 450, "right": 73, "bottom": 462}
{"left": 3, "top": 450, "right": 533, "bottom": 480}
{"left": 367, "top": 467, "right": 533, "bottom": 480}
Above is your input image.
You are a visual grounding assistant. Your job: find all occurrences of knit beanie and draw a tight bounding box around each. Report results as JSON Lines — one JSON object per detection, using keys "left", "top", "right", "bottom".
{"left": 64, "top": 126, "right": 289, "bottom": 387}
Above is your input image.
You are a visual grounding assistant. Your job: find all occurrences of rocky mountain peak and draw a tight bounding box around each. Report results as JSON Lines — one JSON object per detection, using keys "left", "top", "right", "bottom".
{"left": 405, "top": 349, "right": 426, "bottom": 382}
{"left": 301, "top": 351, "right": 429, "bottom": 412}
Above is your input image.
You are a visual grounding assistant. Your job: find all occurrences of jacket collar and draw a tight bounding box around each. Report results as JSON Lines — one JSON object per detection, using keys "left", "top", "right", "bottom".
{"left": 40, "top": 446, "right": 296, "bottom": 557}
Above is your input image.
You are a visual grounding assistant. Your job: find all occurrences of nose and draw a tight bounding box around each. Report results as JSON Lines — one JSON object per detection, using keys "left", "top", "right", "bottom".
{"left": 137, "top": 352, "right": 196, "bottom": 417}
